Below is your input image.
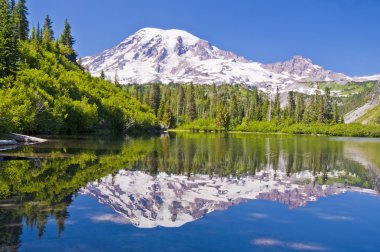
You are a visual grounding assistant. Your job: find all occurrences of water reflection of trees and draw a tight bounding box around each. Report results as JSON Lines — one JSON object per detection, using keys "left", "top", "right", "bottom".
{"left": 132, "top": 134, "right": 376, "bottom": 189}
{"left": 0, "top": 133, "right": 378, "bottom": 250}
{"left": 0, "top": 140, "right": 153, "bottom": 251}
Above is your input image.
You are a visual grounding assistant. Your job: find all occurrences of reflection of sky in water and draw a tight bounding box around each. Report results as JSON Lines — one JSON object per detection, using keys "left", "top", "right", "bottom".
{"left": 20, "top": 193, "right": 380, "bottom": 252}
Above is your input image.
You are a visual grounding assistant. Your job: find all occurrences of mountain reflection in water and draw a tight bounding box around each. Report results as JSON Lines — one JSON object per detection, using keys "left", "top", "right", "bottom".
{"left": 0, "top": 133, "right": 380, "bottom": 250}
{"left": 81, "top": 170, "right": 375, "bottom": 228}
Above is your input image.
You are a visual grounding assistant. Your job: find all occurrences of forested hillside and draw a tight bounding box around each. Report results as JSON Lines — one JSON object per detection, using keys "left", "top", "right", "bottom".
{"left": 126, "top": 83, "right": 342, "bottom": 130}
{"left": 125, "top": 83, "right": 380, "bottom": 137}
{"left": 0, "top": 0, "right": 157, "bottom": 134}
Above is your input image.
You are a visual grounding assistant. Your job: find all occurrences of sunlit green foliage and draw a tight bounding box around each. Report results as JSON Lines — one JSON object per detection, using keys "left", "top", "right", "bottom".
{"left": 0, "top": 0, "right": 158, "bottom": 134}
{"left": 0, "top": 40, "right": 158, "bottom": 133}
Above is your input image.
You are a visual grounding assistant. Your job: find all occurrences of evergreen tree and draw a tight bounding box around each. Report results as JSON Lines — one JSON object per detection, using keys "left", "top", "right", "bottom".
{"left": 256, "top": 93, "right": 263, "bottom": 121}
{"left": 295, "top": 93, "right": 304, "bottom": 123}
{"left": 262, "top": 95, "right": 269, "bottom": 121}
{"left": 333, "top": 102, "right": 339, "bottom": 124}
{"left": 177, "top": 85, "right": 185, "bottom": 118}
{"left": 59, "top": 19, "right": 75, "bottom": 47}
{"left": 100, "top": 70, "right": 105, "bottom": 80}
{"left": 287, "top": 91, "right": 296, "bottom": 121}
{"left": 42, "top": 15, "right": 54, "bottom": 42}
{"left": 162, "top": 101, "right": 174, "bottom": 129}
{"left": 249, "top": 89, "right": 258, "bottom": 120}
{"left": 114, "top": 72, "right": 119, "bottom": 85}
{"left": 318, "top": 96, "right": 325, "bottom": 123}
{"left": 0, "top": 0, "right": 18, "bottom": 77}
{"left": 216, "top": 102, "right": 230, "bottom": 131}
{"left": 323, "top": 87, "right": 333, "bottom": 122}
{"left": 36, "top": 22, "right": 42, "bottom": 42}
{"left": 230, "top": 94, "right": 239, "bottom": 120}
{"left": 157, "top": 88, "right": 167, "bottom": 120}
{"left": 14, "top": 0, "right": 28, "bottom": 40}
{"left": 304, "top": 95, "right": 315, "bottom": 123}
{"left": 314, "top": 90, "right": 322, "bottom": 122}
{"left": 273, "top": 88, "right": 281, "bottom": 122}
{"left": 30, "top": 25, "right": 36, "bottom": 40}
{"left": 186, "top": 83, "right": 197, "bottom": 121}
{"left": 340, "top": 115, "right": 345, "bottom": 124}
{"left": 59, "top": 19, "right": 77, "bottom": 62}
{"left": 209, "top": 84, "right": 217, "bottom": 118}
{"left": 149, "top": 84, "right": 161, "bottom": 116}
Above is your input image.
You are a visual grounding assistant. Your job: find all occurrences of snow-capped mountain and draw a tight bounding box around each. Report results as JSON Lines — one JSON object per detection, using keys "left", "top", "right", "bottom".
{"left": 81, "top": 27, "right": 378, "bottom": 90}
{"left": 80, "top": 170, "right": 375, "bottom": 228}
{"left": 262, "top": 55, "right": 348, "bottom": 82}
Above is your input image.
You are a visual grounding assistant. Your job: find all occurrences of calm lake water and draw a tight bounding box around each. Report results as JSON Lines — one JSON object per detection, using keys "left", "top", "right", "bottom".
{"left": 1, "top": 133, "right": 380, "bottom": 251}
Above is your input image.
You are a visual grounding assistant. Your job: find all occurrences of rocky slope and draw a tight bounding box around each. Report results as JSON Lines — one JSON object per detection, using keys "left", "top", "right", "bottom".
{"left": 344, "top": 81, "right": 380, "bottom": 123}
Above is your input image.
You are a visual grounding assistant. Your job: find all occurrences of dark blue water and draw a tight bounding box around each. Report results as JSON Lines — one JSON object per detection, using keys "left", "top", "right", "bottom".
{"left": 19, "top": 192, "right": 380, "bottom": 252}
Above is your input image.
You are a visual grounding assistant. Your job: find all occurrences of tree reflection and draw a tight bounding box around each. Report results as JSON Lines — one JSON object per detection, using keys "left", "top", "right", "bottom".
{"left": 0, "top": 133, "right": 379, "bottom": 249}
{"left": 0, "top": 139, "right": 153, "bottom": 251}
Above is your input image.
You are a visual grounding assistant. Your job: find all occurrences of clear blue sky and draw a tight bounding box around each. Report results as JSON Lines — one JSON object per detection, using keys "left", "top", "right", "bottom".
{"left": 27, "top": 0, "right": 380, "bottom": 76}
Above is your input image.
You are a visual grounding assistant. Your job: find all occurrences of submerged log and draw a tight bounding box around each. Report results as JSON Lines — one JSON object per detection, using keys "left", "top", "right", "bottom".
{"left": 0, "top": 140, "right": 17, "bottom": 146}
{"left": 8, "top": 133, "right": 47, "bottom": 143}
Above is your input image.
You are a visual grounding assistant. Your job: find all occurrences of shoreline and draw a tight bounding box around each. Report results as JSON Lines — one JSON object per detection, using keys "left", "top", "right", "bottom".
{"left": 168, "top": 124, "right": 380, "bottom": 138}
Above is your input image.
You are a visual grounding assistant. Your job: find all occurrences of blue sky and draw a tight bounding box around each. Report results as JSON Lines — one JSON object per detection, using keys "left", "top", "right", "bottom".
{"left": 27, "top": 0, "right": 380, "bottom": 76}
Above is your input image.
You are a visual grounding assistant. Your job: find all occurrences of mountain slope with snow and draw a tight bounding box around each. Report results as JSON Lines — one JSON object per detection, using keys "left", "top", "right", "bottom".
{"left": 82, "top": 28, "right": 378, "bottom": 90}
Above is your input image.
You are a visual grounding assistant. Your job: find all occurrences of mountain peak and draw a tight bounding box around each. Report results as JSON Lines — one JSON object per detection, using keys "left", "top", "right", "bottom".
{"left": 81, "top": 27, "right": 352, "bottom": 88}
{"left": 291, "top": 55, "right": 313, "bottom": 63}
{"left": 133, "top": 27, "right": 201, "bottom": 44}
{"left": 262, "top": 55, "right": 348, "bottom": 82}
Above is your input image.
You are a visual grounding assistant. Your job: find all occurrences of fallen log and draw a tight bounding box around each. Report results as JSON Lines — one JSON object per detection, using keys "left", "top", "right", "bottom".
{"left": 8, "top": 133, "right": 47, "bottom": 143}
{"left": 0, "top": 140, "right": 17, "bottom": 146}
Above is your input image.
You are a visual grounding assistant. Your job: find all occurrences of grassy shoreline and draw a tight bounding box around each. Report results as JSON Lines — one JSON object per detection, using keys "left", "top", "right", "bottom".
{"left": 171, "top": 121, "right": 380, "bottom": 138}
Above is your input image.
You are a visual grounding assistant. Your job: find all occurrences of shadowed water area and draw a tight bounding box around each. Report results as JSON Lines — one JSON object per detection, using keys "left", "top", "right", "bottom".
{"left": 1, "top": 133, "right": 380, "bottom": 251}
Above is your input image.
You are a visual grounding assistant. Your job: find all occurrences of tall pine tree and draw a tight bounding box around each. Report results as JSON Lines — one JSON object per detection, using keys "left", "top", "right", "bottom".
{"left": 186, "top": 83, "right": 197, "bottom": 121}
{"left": 59, "top": 19, "right": 77, "bottom": 62}
{"left": 36, "top": 22, "right": 42, "bottom": 42}
{"left": 287, "top": 91, "right": 296, "bottom": 121}
{"left": 323, "top": 87, "right": 333, "bottom": 122}
{"left": 0, "top": 0, "right": 18, "bottom": 78}
{"left": 30, "top": 25, "right": 36, "bottom": 40}
{"left": 273, "top": 87, "right": 281, "bottom": 122}
{"left": 59, "top": 19, "right": 75, "bottom": 47}
{"left": 149, "top": 84, "right": 161, "bottom": 116}
{"left": 14, "top": 0, "right": 28, "bottom": 40}
{"left": 42, "top": 15, "right": 54, "bottom": 43}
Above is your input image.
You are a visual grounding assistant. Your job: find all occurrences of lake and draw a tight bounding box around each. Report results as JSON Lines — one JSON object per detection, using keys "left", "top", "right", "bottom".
{"left": 1, "top": 133, "right": 380, "bottom": 251}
